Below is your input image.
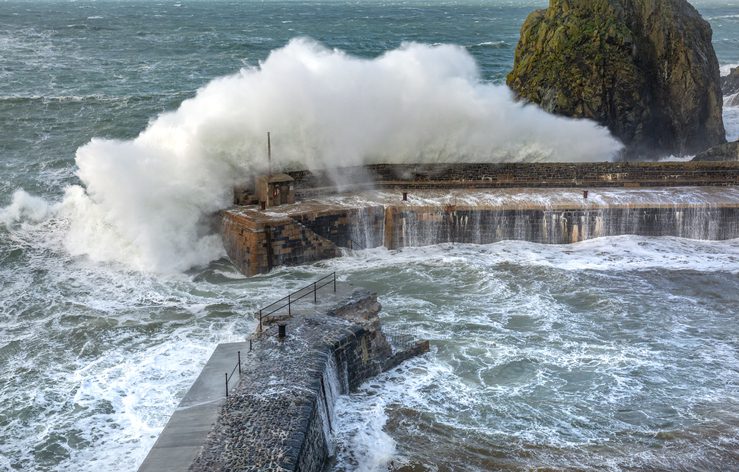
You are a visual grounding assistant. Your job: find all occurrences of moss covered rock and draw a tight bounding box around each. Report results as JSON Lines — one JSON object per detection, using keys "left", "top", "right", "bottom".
{"left": 692, "top": 140, "right": 739, "bottom": 162}
{"left": 507, "top": 0, "right": 726, "bottom": 158}
{"left": 722, "top": 67, "right": 739, "bottom": 96}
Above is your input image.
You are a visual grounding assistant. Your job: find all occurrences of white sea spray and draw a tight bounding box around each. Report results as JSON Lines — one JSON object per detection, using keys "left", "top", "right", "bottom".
{"left": 3, "top": 39, "right": 621, "bottom": 272}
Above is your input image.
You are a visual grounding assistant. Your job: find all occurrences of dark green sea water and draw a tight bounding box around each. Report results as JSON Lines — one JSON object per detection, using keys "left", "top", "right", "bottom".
{"left": 1, "top": 1, "right": 738, "bottom": 471}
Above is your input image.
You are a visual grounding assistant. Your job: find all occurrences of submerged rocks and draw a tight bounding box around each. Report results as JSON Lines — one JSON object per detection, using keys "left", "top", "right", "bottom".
{"left": 692, "top": 140, "right": 739, "bottom": 162}
{"left": 722, "top": 67, "right": 739, "bottom": 96}
{"left": 507, "top": 0, "right": 726, "bottom": 158}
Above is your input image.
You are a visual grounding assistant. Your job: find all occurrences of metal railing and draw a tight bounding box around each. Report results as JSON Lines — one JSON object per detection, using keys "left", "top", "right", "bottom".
{"left": 256, "top": 272, "right": 337, "bottom": 332}
{"left": 225, "top": 350, "right": 241, "bottom": 398}
{"left": 225, "top": 339, "right": 254, "bottom": 397}
{"left": 384, "top": 326, "right": 423, "bottom": 352}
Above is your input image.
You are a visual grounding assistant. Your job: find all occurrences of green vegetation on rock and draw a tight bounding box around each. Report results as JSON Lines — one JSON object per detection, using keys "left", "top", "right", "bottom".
{"left": 507, "top": 0, "right": 726, "bottom": 158}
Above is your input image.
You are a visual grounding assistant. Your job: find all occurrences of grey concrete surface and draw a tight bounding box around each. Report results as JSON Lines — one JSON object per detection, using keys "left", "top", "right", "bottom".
{"left": 138, "top": 342, "right": 249, "bottom": 472}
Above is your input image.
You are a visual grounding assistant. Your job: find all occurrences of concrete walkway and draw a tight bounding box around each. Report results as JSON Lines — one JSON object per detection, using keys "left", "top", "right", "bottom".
{"left": 138, "top": 342, "right": 249, "bottom": 472}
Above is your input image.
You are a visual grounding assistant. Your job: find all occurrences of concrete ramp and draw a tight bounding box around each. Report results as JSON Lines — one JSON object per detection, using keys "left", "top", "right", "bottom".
{"left": 138, "top": 342, "right": 249, "bottom": 472}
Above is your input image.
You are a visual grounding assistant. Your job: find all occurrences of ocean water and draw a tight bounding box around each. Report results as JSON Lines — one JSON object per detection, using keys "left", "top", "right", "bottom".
{"left": 1, "top": 1, "right": 738, "bottom": 471}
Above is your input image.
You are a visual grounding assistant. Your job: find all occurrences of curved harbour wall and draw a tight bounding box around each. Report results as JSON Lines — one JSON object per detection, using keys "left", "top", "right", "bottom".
{"left": 140, "top": 287, "right": 428, "bottom": 472}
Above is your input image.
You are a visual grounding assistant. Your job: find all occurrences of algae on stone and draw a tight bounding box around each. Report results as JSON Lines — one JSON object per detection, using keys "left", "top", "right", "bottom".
{"left": 507, "top": 0, "right": 726, "bottom": 158}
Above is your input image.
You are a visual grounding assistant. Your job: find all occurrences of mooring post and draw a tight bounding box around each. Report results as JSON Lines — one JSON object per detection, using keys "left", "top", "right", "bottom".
{"left": 278, "top": 323, "right": 286, "bottom": 339}
{"left": 225, "top": 373, "right": 229, "bottom": 398}
{"left": 237, "top": 351, "right": 241, "bottom": 375}
{"left": 402, "top": 191, "right": 408, "bottom": 201}
{"left": 583, "top": 190, "right": 589, "bottom": 199}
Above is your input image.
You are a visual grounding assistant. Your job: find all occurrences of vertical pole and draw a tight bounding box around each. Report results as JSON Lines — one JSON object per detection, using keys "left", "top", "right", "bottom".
{"left": 238, "top": 351, "right": 241, "bottom": 375}
{"left": 288, "top": 294, "right": 291, "bottom": 315}
{"left": 314, "top": 282, "right": 317, "bottom": 303}
{"left": 225, "top": 373, "right": 229, "bottom": 398}
{"left": 259, "top": 310, "right": 263, "bottom": 334}
{"left": 267, "top": 132, "right": 272, "bottom": 177}
{"left": 249, "top": 339, "right": 252, "bottom": 352}
{"left": 333, "top": 272, "right": 336, "bottom": 292}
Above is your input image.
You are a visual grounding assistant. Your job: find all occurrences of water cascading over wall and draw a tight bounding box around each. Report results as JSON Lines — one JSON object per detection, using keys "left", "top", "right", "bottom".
{"left": 222, "top": 162, "right": 739, "bottom": 275}
{"left": 383, "top": 205, "right": 739, "bottom": 249}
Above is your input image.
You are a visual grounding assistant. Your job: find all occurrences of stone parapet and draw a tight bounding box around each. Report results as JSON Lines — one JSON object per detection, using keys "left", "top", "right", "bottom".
{"left": 284, "top": 162, "right": 739, "bottom": 198}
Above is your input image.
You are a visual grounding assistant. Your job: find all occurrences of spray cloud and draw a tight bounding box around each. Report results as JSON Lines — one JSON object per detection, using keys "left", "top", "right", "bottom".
{"left": 48, "top": 39, "right": 622, "bottom": 272}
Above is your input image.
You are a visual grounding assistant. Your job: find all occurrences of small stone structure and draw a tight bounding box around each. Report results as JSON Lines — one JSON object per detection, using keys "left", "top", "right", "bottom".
{"left": 256, "top": 174, "right": 295, "bottom": 208}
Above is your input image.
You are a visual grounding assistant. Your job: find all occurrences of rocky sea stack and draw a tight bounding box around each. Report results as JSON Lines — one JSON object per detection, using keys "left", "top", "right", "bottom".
{"left": 507, "top": 0, "right": 726, "bottom": 158}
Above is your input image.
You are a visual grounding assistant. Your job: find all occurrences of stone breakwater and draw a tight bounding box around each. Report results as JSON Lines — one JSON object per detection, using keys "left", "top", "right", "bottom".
{"left": 286, "top": 162, "right": 739, "bottom": 198}
{"left": 222, "top": 186, "right": 739, "bottom": 276}
{"left": 187, "top": 288, "right": 427, "bottom": 472}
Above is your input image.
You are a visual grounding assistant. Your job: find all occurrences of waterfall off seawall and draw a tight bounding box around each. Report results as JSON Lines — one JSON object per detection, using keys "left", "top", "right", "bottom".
{"left": 222, "top": 186, "right": 739, "bottom": 276}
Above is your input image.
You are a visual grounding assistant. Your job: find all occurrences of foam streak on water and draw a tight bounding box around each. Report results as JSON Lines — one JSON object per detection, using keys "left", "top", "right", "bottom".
{"left": 326, "top": 238, "right": 739, "bottom": 471}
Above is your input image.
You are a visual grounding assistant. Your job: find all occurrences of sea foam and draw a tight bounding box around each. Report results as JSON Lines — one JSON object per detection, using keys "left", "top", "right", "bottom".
{"left": 5, "top": 38, "right": 622, "bottom": 272}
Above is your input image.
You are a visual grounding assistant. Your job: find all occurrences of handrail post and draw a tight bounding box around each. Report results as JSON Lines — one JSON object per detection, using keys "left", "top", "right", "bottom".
{"left": 238, "top": 351, "right": 241, "bottom": 375}
{"left": 225, "top": 373, "right": 229, "bottom": 398}
{"left": 314, "top": 281, "right": 317, "bottom": 303}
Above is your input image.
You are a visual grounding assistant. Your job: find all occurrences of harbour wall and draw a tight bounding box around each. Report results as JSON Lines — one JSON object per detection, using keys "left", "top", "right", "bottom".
{"left": 222, "top": 187, "right": 739, "bottom": 276}
{"left": 189, "top": 289, "right": 428, "bottom": 472}
{"left": 382, "top": 204, "right": 739, "bottom": 248}
{"left": 286, "top": 162, "right": 739, "bottom": 197}
{"left": 141, "top": 286, "right": 428, "bottom": 472}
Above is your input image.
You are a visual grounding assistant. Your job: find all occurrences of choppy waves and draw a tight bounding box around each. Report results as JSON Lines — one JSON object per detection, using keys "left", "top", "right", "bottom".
{"left": 326, "top": 238, "right": 739, "bottom": 471}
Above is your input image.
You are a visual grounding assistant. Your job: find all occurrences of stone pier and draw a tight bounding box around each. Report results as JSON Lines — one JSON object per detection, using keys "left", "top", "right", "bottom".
{"left": 222, "top": 186, "right": 739, "bottom": 276}
{"left": 139, "top": 282, "right": 428, "bottom": 472}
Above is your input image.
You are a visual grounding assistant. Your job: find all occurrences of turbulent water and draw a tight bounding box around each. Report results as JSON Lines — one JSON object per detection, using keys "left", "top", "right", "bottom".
{"left": 1, "top": 1, "right": 738, "bottom": 471}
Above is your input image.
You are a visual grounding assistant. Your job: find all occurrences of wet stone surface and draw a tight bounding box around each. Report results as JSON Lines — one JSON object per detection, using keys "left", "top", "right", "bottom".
{"left": 190, "top": 288, "right": 395, "bottom": 472}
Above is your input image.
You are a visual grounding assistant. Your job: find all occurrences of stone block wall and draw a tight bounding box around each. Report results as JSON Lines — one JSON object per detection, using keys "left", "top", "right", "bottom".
{"left": 268, "top": 219, "right": 339, "bottom": 268}
{"left": 291, "top": 205, "right": 386, "bottom": 250}
{"left": 287, "top": 162, "right": 739, "bottom": 197}
{"left": 384, "top": 205, "right": 739, "bottom": 249}
{"left": 221, "top": 211, "right": 270, "bottom": 277}
{"left": 221, "top": 210, "right": 340, "bottom": 276}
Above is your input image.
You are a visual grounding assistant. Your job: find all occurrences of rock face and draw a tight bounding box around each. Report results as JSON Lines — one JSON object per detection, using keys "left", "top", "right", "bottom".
{"left": 507, "top": 0, "right": 726, "bottom": 157}
{"left": 692, "top": 140, "right": 739, "bottom": 162}
{"left": 722, "top": 67, "right": 739, "bottom": 96}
